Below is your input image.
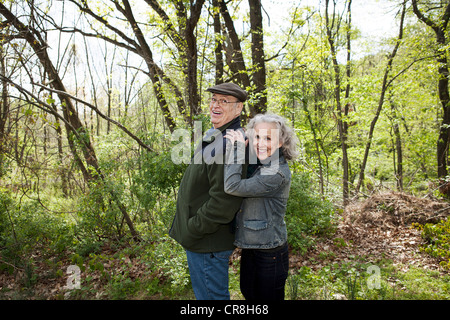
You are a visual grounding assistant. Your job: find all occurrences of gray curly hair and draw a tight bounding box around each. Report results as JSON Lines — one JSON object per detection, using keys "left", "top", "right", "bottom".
{"left": 247, "top": 113, "right": 299, "bottom": 161}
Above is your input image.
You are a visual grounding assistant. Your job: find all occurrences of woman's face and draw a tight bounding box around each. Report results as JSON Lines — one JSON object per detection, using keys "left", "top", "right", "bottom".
{"left": 252, "top": 122, "right": 282, "bottom": 161}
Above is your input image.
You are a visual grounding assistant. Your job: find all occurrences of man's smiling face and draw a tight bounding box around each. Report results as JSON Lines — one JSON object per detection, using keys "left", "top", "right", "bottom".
{"left": 209, "top": 93, "right": 243, "bottom": 129}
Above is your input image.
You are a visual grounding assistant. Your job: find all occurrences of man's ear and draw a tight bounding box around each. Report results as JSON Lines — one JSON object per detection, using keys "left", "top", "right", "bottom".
{"left": 235, "top": 102, "right": 244, "bottom": 116}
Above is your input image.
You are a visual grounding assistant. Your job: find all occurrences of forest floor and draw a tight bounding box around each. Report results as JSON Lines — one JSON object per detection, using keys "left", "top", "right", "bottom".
{"left": 290, "top": 191, "right": 449, "bottom": 275}
{"left": 1, "top": 191, "right": 449, "bottom": 300}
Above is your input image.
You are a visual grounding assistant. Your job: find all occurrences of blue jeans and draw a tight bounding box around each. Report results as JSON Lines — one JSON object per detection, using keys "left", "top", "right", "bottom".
{"left": 185, "top": 249, "right": 233, "bottom": 300}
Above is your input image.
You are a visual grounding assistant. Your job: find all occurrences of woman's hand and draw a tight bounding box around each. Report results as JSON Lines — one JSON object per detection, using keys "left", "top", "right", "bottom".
{"left": 224, "top": 129, "right": 246, "bottom": 145}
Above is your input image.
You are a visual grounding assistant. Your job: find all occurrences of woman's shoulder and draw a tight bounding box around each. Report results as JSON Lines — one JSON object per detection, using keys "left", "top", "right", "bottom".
{"left": 259, "top": 162, "right": 290, "bottom": 182}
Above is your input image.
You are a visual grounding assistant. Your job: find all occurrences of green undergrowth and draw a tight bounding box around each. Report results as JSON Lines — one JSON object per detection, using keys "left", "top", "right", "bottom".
{"left": 286, "top": 259, "right": 450, "bottom": 300}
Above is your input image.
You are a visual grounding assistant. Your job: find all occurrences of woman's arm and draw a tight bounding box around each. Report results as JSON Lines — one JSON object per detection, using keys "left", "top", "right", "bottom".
{"left": 224, "top": 131, "right": 285, "bottom": 197}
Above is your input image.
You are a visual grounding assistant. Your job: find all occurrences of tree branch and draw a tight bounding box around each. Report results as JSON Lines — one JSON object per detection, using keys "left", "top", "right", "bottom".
{"left": 32, "top": 82, "right": 157, "bottom": 154}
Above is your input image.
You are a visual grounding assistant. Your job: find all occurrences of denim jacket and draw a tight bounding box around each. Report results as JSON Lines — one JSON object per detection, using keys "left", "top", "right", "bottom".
{"left": 224, "top": 141, "right": 291, "bottom": 249}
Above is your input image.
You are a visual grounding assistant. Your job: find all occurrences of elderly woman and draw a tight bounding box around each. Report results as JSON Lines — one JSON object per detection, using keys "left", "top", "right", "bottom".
{"left": 224, "top": 113, "right": 299, "bottom": 300}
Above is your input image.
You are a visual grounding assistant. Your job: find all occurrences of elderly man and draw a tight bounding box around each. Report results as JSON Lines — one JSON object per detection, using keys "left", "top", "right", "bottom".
{"left": 169, "top": 83, "right": 247, "bottom": 300}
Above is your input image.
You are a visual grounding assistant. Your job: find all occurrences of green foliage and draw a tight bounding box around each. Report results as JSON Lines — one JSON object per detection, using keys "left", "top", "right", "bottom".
{"left": 134, "top": 149, "right": 187, "bottom": 196}
{"left": 0, "top": 190, "right": 73, "bottom": 280}
{"left": 151, "top": 235, "right": 191, "bottom": 290}
{"left": 286, "top": 173, "right": 337, "bottom": 254}
{"left": 106, "top": 276, "right": 144, "bottom": 300}
{"left": 64, "top": 239, "right": 192, "bottom": 300}
{"left": 131, "top": 149, "right": 187, "bottom": 230}
{"left": 286, "top": 260, "right": 450, "bottom": 300}
{"left": 0, "top": 190, "right": 12, "bottom": 248}
{"left": 75, "top": 179, "right": 126, "bottom": 250}
{"left": 415, "top": 219, "right": 450, "bottom": 269}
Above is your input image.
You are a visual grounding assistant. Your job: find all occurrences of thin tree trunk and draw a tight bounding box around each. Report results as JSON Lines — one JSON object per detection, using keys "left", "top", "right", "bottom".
{"left": 0, "top": 45, "right": 8, "bottom": 178}
{"left": 355, "top": 2, "right": 406, "bottom": 195}
{"left": 302, "top": 99, "right": 324, "bottom": 195}
{"left": 249, "top": 0, "right": 267, "bottom": 114}
{"left": 325, "top": 0, "right": 349, "bottom": 205}
{"left": 212, "top": 0, "right": 224, "bottom": 85}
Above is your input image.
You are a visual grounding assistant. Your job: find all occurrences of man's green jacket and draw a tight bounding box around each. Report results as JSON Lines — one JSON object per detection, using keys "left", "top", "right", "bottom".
{"left": 169, "top": 116, "right": 245, "bottom": 253}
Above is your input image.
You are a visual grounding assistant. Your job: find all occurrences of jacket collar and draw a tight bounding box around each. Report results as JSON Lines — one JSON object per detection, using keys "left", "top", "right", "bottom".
{"left": 216, "top": 116, "right": 241, "bottom": 132}
{"left": 203, "top": 116, "right": 241, "bottom": 143}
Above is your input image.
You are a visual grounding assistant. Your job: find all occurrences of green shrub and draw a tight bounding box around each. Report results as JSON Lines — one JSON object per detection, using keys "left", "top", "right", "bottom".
{"left": 0, "top": 190, "right": 73, "bottom": 276}
{"left": 75, "top": 180, "right": 125, "bottom": 246}
{"left": 415, "top": 219, "right": 450, "bottom": 269}
{"left": 133, "top": 150, "right": 187, "bottom": 197}
{"left": 0, "top": 189, "right": 12, "bottom": 248}
{"left": 286, "top": 173, "right": 337, "bottom": 254}
{"left": 152, "top": 235, "right": 190, "bottom": 289}
{"left": 131, "top": 149, "right": 186, "bottom": 232}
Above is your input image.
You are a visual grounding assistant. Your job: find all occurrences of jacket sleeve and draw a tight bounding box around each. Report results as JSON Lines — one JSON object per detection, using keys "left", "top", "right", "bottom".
{"left": 224, "top": 142, "right": 285, "bottom": 197}
{"left": 187, "top": 161, "right": 243, "bottom": 238}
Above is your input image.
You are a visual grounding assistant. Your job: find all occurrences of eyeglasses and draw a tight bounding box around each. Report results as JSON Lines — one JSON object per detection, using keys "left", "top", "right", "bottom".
{"left": 209, "top": 97, "right": 240, "bottom": 106}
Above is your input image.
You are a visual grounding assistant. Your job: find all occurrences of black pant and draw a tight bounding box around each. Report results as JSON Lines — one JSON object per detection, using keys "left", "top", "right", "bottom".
{"left": 240, "top": 243, "right": 289, "bottom": 300}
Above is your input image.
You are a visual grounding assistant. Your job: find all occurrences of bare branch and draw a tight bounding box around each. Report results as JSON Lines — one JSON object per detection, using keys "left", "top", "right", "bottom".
{"left": 32, "top": 82, "right": 158, "bottom": 154}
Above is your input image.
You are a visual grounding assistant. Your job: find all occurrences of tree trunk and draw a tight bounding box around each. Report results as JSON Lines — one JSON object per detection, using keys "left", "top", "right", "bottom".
{"left": 390, "top": 99, "right": 403, "bottom": 191}
{"left": 212, "top": 0, "right": 224, "bottom": 84}
{"left": 412, "top": 1, "right": 450, "bottom": 178}
{"left": 355, "top": 2, "right": 406, "bottom": 195}
{"left": 52, "top": 104, "right": 69, "bottom": 197}
{"left": 219, "top": 0, "right": 267, "bottom": 117}
{"left": 120, "top": 0, "right": 177, "bottom": 132}
{"left": 249, "top": 0, "right": 267, "bottom": 114}
{"left": 185, "top": 13, "right": 202, "bottom": 120}
{"left": 143, "top": 0, "right": 204, "bottom": 126}
{"left": 219, "top": 0, "right": 254, "bottom": 118}
{"left": 394, "top": 120, "right": 403, "bottom": 191}
{"left": 302, "top": 99, "right": 324, "bottom": 195}
{"left": 325, "top": 0, "right": 350, "bottom": 205}
{"left": 0, "top": 45, "right": 8, "bottom": 178}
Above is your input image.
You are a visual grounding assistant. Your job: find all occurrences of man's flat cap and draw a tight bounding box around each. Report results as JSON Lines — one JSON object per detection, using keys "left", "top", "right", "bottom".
{"left": 206, "top": 83, "right": 248, "bottom": 102}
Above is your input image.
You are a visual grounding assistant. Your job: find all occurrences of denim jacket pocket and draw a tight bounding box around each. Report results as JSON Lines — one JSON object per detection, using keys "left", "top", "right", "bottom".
{"left": 243, "top": 220, "right": 268, "bottom": 231}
